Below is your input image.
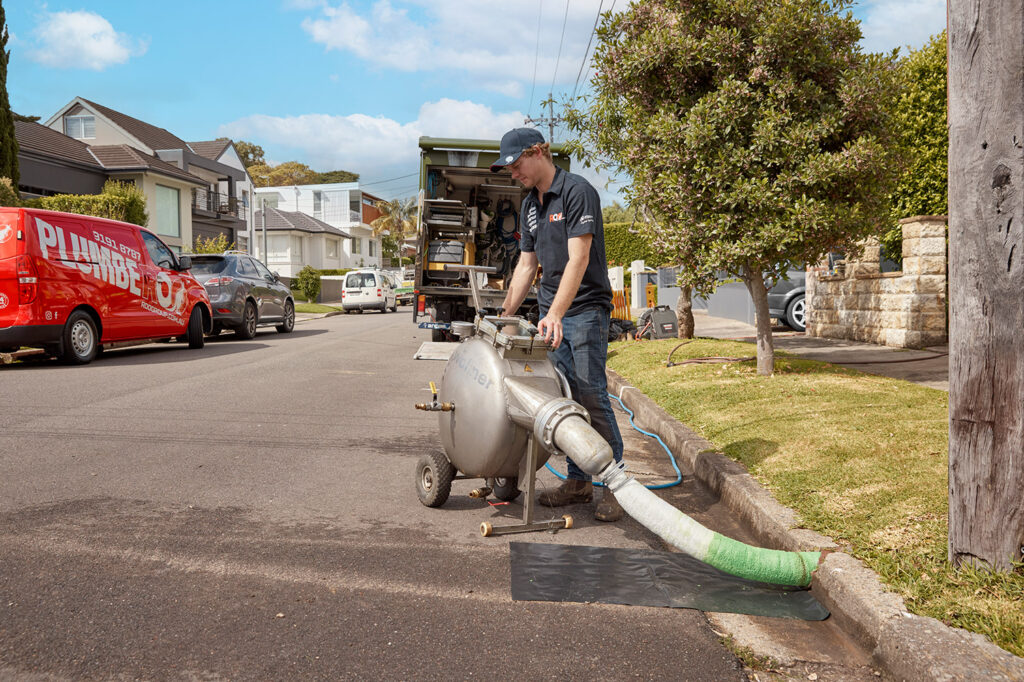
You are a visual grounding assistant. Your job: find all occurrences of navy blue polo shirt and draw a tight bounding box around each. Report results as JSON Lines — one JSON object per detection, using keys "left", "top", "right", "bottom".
{"left": 520, "top": 167, "right": 613, "bottom": 316}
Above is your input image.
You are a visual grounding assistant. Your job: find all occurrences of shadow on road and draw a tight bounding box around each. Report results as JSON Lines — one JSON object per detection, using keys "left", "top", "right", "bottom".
{"left": 1, "top": 328, "right": 327, "bottom": 370}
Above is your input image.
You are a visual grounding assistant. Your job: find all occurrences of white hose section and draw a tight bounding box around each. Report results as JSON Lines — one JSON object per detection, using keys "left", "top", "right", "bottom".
{"left": 607, "top": 474, "right": 715, "bottom": 561}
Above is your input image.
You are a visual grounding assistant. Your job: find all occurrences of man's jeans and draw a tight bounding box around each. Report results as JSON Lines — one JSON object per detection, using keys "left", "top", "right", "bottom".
{"left": 546, "top": 306, "right": 624, "bottom": 480}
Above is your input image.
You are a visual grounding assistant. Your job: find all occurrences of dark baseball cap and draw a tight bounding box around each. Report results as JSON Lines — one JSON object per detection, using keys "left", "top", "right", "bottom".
{"left": 489, "top": 127, "right": 546, "bottom": 172}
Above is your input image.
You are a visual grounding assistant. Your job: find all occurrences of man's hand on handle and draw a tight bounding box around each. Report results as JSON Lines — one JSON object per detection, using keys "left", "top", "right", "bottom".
{"left": 538, "top": 312, "right": 564, "bottom": 349}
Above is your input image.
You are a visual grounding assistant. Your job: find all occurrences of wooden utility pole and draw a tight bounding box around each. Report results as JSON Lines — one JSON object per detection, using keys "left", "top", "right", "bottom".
{"left": 948, "top": 1, "right": 1024, "bottom": 571}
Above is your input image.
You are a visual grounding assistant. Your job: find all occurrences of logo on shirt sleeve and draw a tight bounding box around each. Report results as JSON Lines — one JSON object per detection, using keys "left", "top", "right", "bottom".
{"left": 579, "top": 214, "right": 595, "bottom": 224}
{"left": 527, "top": 205, "right": 539, "bottom": 233}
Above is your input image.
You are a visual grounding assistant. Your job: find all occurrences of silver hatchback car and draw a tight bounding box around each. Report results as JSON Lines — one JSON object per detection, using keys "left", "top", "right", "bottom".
{"left": 187, "top": 251, "right": 295, "bottom": 338}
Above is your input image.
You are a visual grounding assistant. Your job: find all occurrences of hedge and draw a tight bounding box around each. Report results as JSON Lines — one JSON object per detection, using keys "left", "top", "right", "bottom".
{"left": 24, "top": 180, "right": 149, "bottom": 226}
{"left": 605, "top": 221, "right": 669, "bottom": 268}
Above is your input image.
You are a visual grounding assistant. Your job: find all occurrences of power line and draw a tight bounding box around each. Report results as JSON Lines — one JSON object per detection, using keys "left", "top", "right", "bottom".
{"left": 360, "top": 172, "right": 418, "bottom": 187}
{"left": 572, "top": 0, "right": 604, "bottom": 102}
{"left": 549, "top": 0, "right": 571, "bottom": 94}
{"left": 528, "top": 0, "right": 543, "bottom": 117}
{"left": 573, "top": 0, "right": 602, "bottom": 102}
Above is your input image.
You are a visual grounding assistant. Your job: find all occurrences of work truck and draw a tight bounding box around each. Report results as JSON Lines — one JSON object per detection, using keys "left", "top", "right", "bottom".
{"left": 412, "top": 136, "right": 571, "bottom": 341}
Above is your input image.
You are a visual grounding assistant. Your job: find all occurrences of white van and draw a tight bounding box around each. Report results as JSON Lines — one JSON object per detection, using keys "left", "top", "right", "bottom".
{"left": 341, "top": 269, "right": 397, "bottom": 313}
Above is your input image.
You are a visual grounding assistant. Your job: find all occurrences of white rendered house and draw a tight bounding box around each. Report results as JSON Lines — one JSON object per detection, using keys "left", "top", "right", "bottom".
{"left": 253, "top": 183, "right": 381, "bottom": 270}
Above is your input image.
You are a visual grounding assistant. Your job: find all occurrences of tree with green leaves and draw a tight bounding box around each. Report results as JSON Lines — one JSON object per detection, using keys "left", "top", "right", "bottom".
{"left": 314, "top": 169, "right": 359, "bottom": 184}
{"left": 566, "top": 0, "right": 899, "bottom": 374}
{"left": 0, "top": 1, "right": 19, "bottom": 190}
{"left": 602, "top": 201, "right": 634, "bottom": 224}
{"left": 369, "top": 196, "right": 416, "bottom": 237}
{"left": 192, "top": 233, "right": 235, "bottom": 254}
{"left": 370, "top": 197, "right": 417, "bottom": 263}
{"left": 881, "top": 30, "right": 947, "bottom": 261}
{"left": 296, "top": 265, "right": 321, "bottom": 304}
{"left": 223, "top": 139, "right": 264, "bottom": 169}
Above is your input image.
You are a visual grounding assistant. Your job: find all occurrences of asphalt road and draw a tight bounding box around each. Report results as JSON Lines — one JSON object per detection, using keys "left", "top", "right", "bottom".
{"left": 0, "top": 309, "right": 749, "bottom": 681}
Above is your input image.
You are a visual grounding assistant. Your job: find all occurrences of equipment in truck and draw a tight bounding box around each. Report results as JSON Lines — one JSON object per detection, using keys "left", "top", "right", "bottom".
{"left": 412, "top": 137, "right": 571, "bottom": 341}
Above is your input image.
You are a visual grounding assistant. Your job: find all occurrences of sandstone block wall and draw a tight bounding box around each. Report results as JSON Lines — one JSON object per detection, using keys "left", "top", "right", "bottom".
{"left": 806, "top": 216, "right": 947, "bottom": 349}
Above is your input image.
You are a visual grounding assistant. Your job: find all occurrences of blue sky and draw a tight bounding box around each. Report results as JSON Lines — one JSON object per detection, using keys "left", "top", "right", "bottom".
{"left": 8, "top": 0, "right": 947, "bottom": 201}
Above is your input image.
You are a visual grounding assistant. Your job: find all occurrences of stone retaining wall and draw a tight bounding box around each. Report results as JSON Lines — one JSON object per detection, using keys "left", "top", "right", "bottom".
{"left": 806, "top": 216, "right": 947, "bottom": 349}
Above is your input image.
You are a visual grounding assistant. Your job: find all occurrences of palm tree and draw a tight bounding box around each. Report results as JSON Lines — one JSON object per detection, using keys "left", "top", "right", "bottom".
{"left": 370, "top": 196, "right": 417, "bottom": 238}
{"left": 370, "top": 197, "right": 418, "bottom": 265}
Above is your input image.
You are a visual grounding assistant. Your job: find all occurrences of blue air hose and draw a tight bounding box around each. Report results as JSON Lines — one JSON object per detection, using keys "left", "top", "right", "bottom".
{"left": 544, "top": 392, "right": 683, "bottom": 489}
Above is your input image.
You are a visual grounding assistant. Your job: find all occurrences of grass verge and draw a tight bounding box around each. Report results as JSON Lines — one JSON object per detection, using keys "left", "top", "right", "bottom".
{"left": 294, "top": 303, "right": 342, "bottom": 314}
{"left": 607, "top": 337, "right": 1023, "bottom": 657}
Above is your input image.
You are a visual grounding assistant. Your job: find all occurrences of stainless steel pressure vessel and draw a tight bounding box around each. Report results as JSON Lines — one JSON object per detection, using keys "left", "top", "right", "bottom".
{"left": 438, "top": 336, "right": 565, "bottom": 477}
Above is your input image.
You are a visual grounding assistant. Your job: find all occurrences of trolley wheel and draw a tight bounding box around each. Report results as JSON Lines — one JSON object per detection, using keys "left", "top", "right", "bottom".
{"left": 563, "top": 515, "right": 573, "bottom": 529}
{"left": 491, "top": 476, "right": 521, "bottom": 502}
{"left": 480, "top": 522, "right": 493, "bottom": 537}
{"left": 415, "top": 451, "right": 454, "bottom": 508}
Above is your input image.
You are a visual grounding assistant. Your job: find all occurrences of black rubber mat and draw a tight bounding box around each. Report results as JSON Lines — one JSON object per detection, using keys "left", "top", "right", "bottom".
{"left": 510, "top": 542, "right": 829, "bottom": 620}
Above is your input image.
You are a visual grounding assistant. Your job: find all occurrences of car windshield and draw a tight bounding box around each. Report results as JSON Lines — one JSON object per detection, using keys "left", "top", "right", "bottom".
{"left": 190, "top": 258, "right": 228, "bottom": 275}
{"left": 346, "top": 273, "right": 376, "bottom": 287}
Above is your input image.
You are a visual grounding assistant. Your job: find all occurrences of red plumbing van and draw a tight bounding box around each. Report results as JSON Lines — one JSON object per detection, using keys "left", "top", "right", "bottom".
{"left": 0, "top": 207, "right": 212, "bottom": 364}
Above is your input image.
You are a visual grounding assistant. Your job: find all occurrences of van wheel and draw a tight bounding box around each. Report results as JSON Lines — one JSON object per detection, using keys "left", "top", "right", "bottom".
{"left": 237, "top": 301, "right": 258, "bottom": 339}
{"left": 60, "top": 311, "right": 99, "bottom": 364}
{"left": 187, "top": 307, "right": 205, "bottom": 349}
{"left": 276, "top": 300, "right": 295, "bottom": 333}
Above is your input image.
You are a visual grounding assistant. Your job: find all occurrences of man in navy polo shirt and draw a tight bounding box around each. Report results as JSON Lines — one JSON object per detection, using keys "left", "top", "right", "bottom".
{"left": 493, "top": 127, "right": 625, "bottom": 522}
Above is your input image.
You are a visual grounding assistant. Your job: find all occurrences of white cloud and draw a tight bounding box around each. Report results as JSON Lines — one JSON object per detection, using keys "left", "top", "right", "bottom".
{"left": 300, "top": 0, "right": 607, "bottom": 96}
{"left": 858, "top": 0, "right": 946, "bottom": 53}
{"left": 30, "top": 10, "right": 148, "bottom": 70}
{"left": 219, "top": 98, "right": 522, "bottom": 196}
{"left": 218, "top": 98, "right": 622, "bottom": 202}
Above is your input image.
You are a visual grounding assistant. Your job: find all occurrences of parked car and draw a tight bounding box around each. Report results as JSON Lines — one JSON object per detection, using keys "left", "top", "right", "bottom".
{"left": 341, "top": 268, "right": 397, "bottom": 313}
{"left": 396, "top": 269, "right": 415, "bottom": 306}
{"left": 186, "top": 251, "right": 295, "bottom": 338}
{"left": 767, "top": 269, "right": 806, "bottom": 332}
{"left": 0, "top": 207, "right": 211, "bottom": 364}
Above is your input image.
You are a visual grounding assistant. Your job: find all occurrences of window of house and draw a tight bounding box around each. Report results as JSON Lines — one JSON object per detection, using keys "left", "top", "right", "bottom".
{"left": 313, "top": 191, "right": 322, "bottom": 219}
{"left": 326, "top": 238, "right": 338, "bottom": 259}
{"left": 350, "top": 192, "right": 362, "bottom": 221}
{"left": 64, "top": 115, "right": 95, "bottom": 139}
{"left": 154, "top": 185, "right": 180, "bottom": 238}
{"left": 236, "top": 235, "right": 248, "bottom": 253}
{"left": 291, "top": 236, "right": 303, "bottom": 261}
{"left": 369, "top": 240, "right": 376, "bottom": 257}
{"left": 258, "top": 194, "right": 278, "bottom": 209}
{"left": 268, "top": 235, "right": 289, "bottom": 259}
{"left": 352, "top": 237, "right": 362, "bottom": 255}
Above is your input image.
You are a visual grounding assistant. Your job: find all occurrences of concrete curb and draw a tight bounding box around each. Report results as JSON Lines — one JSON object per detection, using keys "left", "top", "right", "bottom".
{"left": 606, "top": 369, "right": 1024, "bottom": 682}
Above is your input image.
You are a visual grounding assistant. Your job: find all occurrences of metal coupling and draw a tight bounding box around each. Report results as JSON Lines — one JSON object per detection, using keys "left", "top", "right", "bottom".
{"left": 533, "top": 397, "right": 590, "bottom": 454}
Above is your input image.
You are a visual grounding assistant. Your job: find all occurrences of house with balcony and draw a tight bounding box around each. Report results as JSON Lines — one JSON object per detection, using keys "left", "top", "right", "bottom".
{"left": 253, "top": 183, "right": 383, "bottom": 269}
{"left": 253, "top": 207, "right": 351, "bottom": 277}
{"left": 38, "top": 97, "right": 254, "bottom": 253}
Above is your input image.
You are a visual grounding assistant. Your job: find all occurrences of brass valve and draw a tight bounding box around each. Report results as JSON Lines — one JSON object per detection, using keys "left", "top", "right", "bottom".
{"left": 415, "top": 381, "right": 455, "bottom": 412}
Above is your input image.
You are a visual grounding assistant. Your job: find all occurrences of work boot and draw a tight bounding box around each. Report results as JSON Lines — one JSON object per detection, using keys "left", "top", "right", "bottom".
{"left": 594, "top": 487, "right": 624, "bottom": 522}
{"left": 538, "top": 479, "right": 593, "bottom": 507}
